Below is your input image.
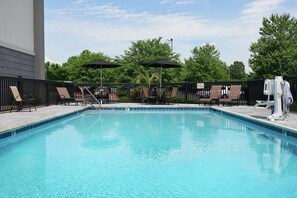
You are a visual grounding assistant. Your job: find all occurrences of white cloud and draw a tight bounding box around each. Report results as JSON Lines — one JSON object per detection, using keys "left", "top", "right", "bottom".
{"left": 242, "top": 0, "right": 285, "bottom": 14}
{"left": 47, "top": 2, "right": 150, "bottom": 21}
{"left": 160, "top": 0, "right": 174, "bottom": 5}
{"left": 45, "top": 0, "right": 291, "bottom": 73}
{"left": 241, "top": 0, "right": 286, "bottom": 20}
{"left": 176, "top": 1, "right": 195, "bottom": 5}
{"left": 45, "top": 56, "right": 62, "bottom": 64}
{"left": 161, "top": 0, "right": 196, "bottom": 5}
{"left": 46, "top": 4, "right": 231, "bottom": 42}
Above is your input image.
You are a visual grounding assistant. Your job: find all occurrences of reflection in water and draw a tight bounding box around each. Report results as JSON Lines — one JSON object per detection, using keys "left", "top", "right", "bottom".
{"left": 248, "top": 130, "right": 294, "bottom": 175}
{"left": 73, "top": 112, "right": 121, "bottom": 149}
{"left": 1, "top": 109, "right": 297, "bottom": 197}
{"left": 67, "top": 110, "right": 297, "bottom": 175}
{"left": 189, "top": 111, "right": 297, "bottom": 176}
{"left": 70, "top": 111, "right": 182, "bottom": 156}
{"left": 116, "top": 112, "right": 182, "bottom": 158}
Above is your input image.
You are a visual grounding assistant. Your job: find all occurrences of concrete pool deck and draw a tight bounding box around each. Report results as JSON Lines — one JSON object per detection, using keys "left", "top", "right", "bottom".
{"left": 0, "top": 103, "right": 297, "bottom": 133}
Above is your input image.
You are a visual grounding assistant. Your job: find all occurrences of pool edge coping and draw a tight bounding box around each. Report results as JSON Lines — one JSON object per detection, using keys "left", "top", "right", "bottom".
{"left": 1, "top": 105, "right": 297, "bottom": 140}
{"left": 211, "top": 106, "right": 297, "bottom": 136}
{"left": 0, "top": 107, "right": 90, "bottom": 139}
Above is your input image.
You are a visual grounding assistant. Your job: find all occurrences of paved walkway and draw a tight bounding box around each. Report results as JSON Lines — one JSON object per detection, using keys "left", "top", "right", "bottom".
{"left": 215, "top": 106, "right": 297, "bottom": 131}
{"left": 1, "top": 103, "right": 297, "bottom": 133}
{"left": 0, "top": 105, "right": 87, "bottom": 133}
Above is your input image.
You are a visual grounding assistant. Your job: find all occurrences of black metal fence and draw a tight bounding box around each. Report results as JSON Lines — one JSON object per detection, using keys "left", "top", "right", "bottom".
{"left": 0, "top": 76, "right": 74, "bottom": 111}
{"left": 1, "top": 75, "right": 296, "bottom": 112}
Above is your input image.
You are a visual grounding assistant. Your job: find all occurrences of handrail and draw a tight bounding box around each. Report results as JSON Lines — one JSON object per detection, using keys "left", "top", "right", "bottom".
{"left": 78, "top": 86, "right": 101, "bottom": 108}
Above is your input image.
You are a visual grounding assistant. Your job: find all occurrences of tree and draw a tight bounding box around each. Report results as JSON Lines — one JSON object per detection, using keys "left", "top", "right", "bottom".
{"left": 115, "top": 37, "right": 182, "bottom": 83}
{"left": 184, "top": 44, "right": 229, "bottom": 82}
{"left": 135, "top": 71, "right": 159, "bottom": 88}
{"left": 249, "top": 13, "right": 297, "bottom": 78}
{"left": 229, "top": 61, "right": 246, "bottom": 80}
{"left": 45, "top": 62, "right": 68, "bottom": 80}
{"left": 62, "top": 50, "right": 116, "bottom": 83}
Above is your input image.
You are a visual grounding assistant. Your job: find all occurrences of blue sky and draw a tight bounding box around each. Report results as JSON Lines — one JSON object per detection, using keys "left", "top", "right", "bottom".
{"left": 44, "top": 0, "right": 297, "bottom": 72}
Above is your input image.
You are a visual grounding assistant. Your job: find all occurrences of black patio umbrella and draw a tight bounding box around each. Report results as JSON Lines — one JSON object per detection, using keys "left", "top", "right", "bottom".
{"left": 82, "top": 60, "right": 121, "bottom": 87}
{"left": 141, "top": 59, "right": 180, "bottom": 89}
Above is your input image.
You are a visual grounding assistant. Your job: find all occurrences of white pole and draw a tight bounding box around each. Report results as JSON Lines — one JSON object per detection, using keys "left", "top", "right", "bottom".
{"left": 160, "top": 64, "right": 162, "bottom": 90}
{"left": 267, "top": 76, "right": 283, "bottom": 121}
{"left": 100, "top": 64, "right": 102, "bottom": 87}
{"left": 100, "top": 64, "right": 103, "bottom": 104}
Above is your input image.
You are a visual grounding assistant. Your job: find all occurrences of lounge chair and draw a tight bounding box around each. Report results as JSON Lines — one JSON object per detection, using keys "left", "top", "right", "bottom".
{"left": 200, "top": 85, "right": 222, "bottom": 105}
{"left": 219, "top": 85, "right": 242, "bottom": 105}
{"left": 142, "top": 87, "right": 156, "bottom": 104}
{"left": 254, "top": 100, "right": 274, "bottom": 109}
{"left": 165, "top": 87, "right": 178, "bottom": 104}
{"left": 56, "top": 87, "right": 79, "bottom": 105}
{"left": 10, "top": 86, "right": 37, "bottom": 112}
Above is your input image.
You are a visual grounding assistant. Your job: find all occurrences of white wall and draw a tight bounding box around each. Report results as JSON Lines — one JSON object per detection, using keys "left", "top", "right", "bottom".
{"left": 0, "top": 0, "right": 34, "bottom": 55}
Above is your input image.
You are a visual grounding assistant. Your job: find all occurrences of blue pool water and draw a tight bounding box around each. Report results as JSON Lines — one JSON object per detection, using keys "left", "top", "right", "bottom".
{"left": 1, "top": 109, "right": 297, "bottom": 197}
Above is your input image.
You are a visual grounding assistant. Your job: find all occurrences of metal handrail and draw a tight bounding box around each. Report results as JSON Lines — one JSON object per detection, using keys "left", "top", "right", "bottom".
{"left": 78, "top": 86, "right": 101, "bottom": 108}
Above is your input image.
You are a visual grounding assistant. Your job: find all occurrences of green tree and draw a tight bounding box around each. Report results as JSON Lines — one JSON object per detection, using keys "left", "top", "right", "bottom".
{"left": 45, "top": 62, "right": 68, "bottom": 80}
{"left": 184, "top": 44, "right": 229, "bottom": 82}
{"left": 62, "top": 50, "right": 116, "bottom": 83}
{"left": 135, "top": 71, "right": 159, "bottom": 88}
{"left": 249, "top": 13, "right": 297, "bottom": 78}
{"left": 229, "top": 61, "right": 246, "bottom": 80}
{"left": 115, "top": 37, "right": 182, "bottom": 83}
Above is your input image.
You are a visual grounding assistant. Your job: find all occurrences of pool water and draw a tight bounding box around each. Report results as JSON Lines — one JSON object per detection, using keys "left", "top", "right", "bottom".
{"left": 1, "top": 109, "right": 297, "bottom": 197}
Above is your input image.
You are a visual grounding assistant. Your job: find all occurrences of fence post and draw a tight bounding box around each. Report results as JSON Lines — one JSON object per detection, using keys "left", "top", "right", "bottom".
{"left": 246, "top": 80, "right": 250, "bottom": 105}
{"left": 17, "top": 76, "right": 23, "bottom": 96}
{"left": 128, "top": 83, "right": 131, "bottom": 102}
{"left": 185, "top": 82, "right": 188, "bottom": 103}
{"left": 0, "top": 78, "right": 2, "bottom": 110}
{"left": 45, "top": 80, "right": 49, "bottom": 106}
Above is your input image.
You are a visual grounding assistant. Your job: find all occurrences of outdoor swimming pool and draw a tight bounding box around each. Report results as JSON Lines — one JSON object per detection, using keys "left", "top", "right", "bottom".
{"left": 0, "top": 108, "right": 297, "bottom": 197}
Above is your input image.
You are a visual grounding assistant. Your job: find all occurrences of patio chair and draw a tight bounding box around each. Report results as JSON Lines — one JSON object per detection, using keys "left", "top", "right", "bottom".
{"left": 200, "top": 85, "right": 222, "bottom": 105}
{"left": 10, "top": 86, "right": 37, "bottom": 112}
{"left": 165, "top": 87, "right": 178, "bottom": 104}
{"left": 142, "top": 87, "right": 156, "bottom": 104}
{"left": 56, "top": 87, "right": 79, "bottom": 105}
{"left": 156, "top": 88, "right": 165, "bottom": 104}
{"left": 219, "top": 85, "right": 242, "bottom": 105}
{"left": 94, "top": 86, "right": 110, "bottom": 104}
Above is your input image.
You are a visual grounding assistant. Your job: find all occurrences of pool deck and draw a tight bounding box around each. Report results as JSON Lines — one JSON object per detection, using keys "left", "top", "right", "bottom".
{"left": 0, "top": 103, "right": 297, "bottom": 133}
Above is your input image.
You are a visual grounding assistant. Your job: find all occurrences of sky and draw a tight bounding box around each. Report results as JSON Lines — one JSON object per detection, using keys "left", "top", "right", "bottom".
{"left": 44, "top": 0, "right": 297, "bottom": 73}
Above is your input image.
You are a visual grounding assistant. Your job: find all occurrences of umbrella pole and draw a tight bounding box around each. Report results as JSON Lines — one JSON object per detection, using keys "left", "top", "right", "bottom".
{"left": 100, "top": 65, "right": 103, "bottom": 104}
{"left": 160, "top": 65, "right": 162, "bottom": 90}
{"left": 160, "top": 65, "right": 162, "bottom": 104}
{"left": 100, "top": 65, "right": 102, "bottom": 87}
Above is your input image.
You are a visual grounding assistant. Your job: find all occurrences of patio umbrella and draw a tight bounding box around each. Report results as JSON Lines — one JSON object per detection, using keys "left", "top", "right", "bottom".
{"left": 141, "top": 59, "right": 180, "bottom": 89}
{"left": 82, "top": 60, "right": 121, "bottom": 87}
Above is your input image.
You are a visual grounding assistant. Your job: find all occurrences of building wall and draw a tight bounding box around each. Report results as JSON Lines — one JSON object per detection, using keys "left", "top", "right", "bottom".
{"left": 0, "top": 46, "right": 35, "bottom": 78}
{"left": 0, "top": 0, "right": 45, "bottom": 79}
{"left": 33, "top": 0, "right": 45, "bottom": 80}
